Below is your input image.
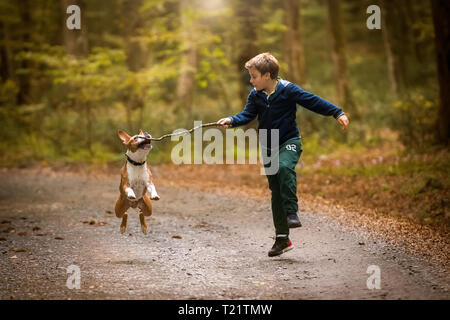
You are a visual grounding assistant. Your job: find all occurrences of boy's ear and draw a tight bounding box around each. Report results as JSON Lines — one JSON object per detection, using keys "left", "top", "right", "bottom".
{"left": 118, "top": 130, "right": 131, "bottom": 144}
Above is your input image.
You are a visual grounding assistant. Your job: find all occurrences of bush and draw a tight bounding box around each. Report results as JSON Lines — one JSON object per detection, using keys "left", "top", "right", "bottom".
{"left": 391, "top": 94, "right": 439, "bottom": 149}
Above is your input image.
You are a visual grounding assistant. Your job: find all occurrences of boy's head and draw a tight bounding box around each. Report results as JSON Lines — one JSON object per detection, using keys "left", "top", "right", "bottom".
{"left": 245, "top": 53, "right": 279, "bottom": 91}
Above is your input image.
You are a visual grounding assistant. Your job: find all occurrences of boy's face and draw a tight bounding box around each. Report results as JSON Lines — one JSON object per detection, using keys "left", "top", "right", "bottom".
{"left": 248, "top": 67, "right": 272, "bottom": 91}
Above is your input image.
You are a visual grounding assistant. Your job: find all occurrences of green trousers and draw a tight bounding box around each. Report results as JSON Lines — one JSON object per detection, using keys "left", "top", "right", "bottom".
{"left": 264, "top": 138, "right": 302, "bottom": 236}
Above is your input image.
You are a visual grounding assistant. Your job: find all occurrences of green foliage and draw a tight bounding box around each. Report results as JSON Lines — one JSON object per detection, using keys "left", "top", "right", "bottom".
{"left": 0, "top": 0, "right": 444, "bottom": 168}
{"left": 392, "top": 94, "right": 439, "bottom": 149}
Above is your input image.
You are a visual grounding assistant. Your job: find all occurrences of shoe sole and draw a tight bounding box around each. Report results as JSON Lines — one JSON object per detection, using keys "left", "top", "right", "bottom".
{"left": 268, "top": 245, "right": 294, "bottom": 257}
{"left": 288, "top": 222, "right": 302, "bottom": 228}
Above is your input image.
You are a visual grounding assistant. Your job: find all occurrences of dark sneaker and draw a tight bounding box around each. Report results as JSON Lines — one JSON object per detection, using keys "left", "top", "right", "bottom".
{"left": 268, "top": 237, "right": 294, "bottom": 257}
{"left": 287, "top": 212, "right": 302, "bottom": 228}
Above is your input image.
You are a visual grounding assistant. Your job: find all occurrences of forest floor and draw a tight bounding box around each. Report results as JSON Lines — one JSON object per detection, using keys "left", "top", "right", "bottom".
{"left": 0, "top": 158, "right": 448, "bottom": 299}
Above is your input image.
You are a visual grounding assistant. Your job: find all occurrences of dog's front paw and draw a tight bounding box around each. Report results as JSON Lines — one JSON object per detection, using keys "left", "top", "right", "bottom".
{"left": 125, "top": 188, "right": 136, "bottom": 201}
{"left": 151, "top": 194, "right": 160, "bottom": 201}
{"left": 120, "top": 225, "right": 126, "bottom": 234}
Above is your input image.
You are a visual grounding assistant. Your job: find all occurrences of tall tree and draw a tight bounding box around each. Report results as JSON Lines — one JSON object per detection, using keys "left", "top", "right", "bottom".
{"left": 381, "top": 0, "right": 409, "bottom": 97}
{"left": 121, "top": 0, "right": 148, "bottom": 131}
{"left": 121, "top": 0, "right": 147, "bottom": 72}
{"left": 326, "top": 0, "right": 357, "bottom": 118}
{"left": 16, "top": 0, "right": 32, "bottom": 104}
{"left": 0, "top": 20, "right": 14, "bottom": 83}
{"left": 283, "top": 0, "right": 306, "bottom": 86}
{"left": 176, "top": 0, "right": 198, "bottom": 120}
{"left": 62, "top": 0, "right": 91, "bottom": 152}
{"left": 431, "top": 0, "right": 450, "bottom": 144}
{"left": 233, "top": 0, "right": 260, "bottom": 104}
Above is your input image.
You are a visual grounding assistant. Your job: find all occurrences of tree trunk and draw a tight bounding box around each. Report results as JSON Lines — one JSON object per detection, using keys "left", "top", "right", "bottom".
{"left": 121, "top": 0, "right": 148, "bottom": 132}
{"left": 122, "top": 0, "right": 147, "bottom": 72}
{"left": 176, "top": 0, "right": 197, "bottom": 120}
{"left": 283, "top": 0, "right": 306, "bottom": 86}
{"left": 381, "top": 2, "right": 398, "bottom": 97}
{"left": 326, "top": 0, "right": 357, "bottom": 118}
{"left": 233, "top": 0, "right": 260, "bottom": 104}
{"left": 381, "top": 0, "right": 409, "bottom": 97}
{"left": 0, "top": 21, "right": 14, "bottom": 82}
{"left": 17, "top": 0, "right": 32, "bottom": 105}
{"left": 431, "top": 0, "right": 450, "bottom": 144}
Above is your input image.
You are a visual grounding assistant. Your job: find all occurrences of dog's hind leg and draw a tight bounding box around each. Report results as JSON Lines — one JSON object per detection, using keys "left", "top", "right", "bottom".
{"left": 141, "top": 194, "right": 153, "bottom": 216}
{"left": 115, "top": 196, "right": 130, "bottom": 234}
{"left": 139, "top": 212, "right": 147, "bottom": 235}
{"left": 138, "top": 195, "right": 152, "bottom": 235}
{"left": 120, "top": 214, "right": 128, "bottom": 234}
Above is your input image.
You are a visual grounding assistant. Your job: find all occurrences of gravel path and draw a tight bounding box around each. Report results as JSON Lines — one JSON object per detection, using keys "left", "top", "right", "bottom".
{"left": 0, "top": 169, "right": 448, "bottom": 299}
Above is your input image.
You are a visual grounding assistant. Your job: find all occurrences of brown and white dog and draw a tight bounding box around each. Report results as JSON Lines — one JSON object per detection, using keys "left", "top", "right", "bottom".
{"left": 115, "top": 130, "right": 160, "bottom": 235}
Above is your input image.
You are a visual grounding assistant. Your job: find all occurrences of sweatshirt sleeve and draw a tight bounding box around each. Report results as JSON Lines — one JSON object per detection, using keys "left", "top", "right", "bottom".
{"left": 229, "top": 91, "right": 258, "bottom": 127}
{"left": 289, "top": 83, "right": 344, "bottom": 119}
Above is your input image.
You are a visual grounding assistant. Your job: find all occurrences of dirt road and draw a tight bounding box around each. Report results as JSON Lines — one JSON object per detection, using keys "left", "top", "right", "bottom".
{"left": 0, "top": 168, "right": 448, "bottom": 299}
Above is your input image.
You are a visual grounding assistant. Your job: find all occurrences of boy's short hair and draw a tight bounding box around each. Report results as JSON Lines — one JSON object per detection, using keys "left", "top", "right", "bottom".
{"left": 245, "top": 53, "right": 279, "bottom": 79}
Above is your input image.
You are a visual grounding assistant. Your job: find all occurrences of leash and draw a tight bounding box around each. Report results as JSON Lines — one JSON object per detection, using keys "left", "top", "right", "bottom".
{"left": 139, "top": 122, "right": 221, "bottom": 142}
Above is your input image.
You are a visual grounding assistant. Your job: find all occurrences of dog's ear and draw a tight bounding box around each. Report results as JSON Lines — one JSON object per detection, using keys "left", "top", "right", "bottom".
{"left": 139, "top": 129, "right": 144, "bottom": 136}
{"left": 118, "top": 130, "right": 131, "bottom": 144}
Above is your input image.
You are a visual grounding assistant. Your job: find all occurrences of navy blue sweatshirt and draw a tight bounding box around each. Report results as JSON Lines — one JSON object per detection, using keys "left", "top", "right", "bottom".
{"left": 229, "top": 79, "right": 344, "bottom": 149}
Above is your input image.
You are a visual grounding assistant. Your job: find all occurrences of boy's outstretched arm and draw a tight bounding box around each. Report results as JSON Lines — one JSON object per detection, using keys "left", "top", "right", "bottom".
{"left": 217, "top": 92, "right": 258, "bottom": 129}
{"left": 290, "top": 83, "right": 349, "bottom": 130}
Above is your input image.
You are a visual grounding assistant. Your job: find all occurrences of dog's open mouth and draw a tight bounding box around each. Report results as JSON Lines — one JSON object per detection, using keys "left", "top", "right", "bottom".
{"left": 139, "top": 141, "right": 152, "bottom": 150}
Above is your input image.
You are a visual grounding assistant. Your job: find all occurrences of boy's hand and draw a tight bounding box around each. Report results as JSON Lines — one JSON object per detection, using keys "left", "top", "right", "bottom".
{"left": 217, "top": 117, "right": 232, "bottom": 129}
{"left": 337, "top": 114, "right": 349, "bottom": 131}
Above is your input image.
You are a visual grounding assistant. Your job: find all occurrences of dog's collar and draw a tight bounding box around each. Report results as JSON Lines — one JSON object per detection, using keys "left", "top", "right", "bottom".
{"left": 126, "top": 154, "right": 146, "bottom": 166}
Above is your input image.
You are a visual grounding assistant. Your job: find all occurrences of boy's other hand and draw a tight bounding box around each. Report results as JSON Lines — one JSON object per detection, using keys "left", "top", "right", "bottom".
{"left": 217, "top": 117, "right": 232, "bottom": 128}
{"left": 337, "top": 114, "right": 349, "bottom": 131}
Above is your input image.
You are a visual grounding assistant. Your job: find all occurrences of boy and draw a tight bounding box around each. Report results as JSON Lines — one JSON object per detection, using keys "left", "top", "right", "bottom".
{"left": 217, "top": 53, "right": 349, "bottom": 257}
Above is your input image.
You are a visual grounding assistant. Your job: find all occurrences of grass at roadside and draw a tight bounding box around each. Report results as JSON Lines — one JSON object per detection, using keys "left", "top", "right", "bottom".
{"left": 297, "top": 133, "right": 449, "bottom": 229}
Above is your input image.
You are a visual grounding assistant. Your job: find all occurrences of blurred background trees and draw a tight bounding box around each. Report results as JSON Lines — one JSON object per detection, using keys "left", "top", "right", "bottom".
{"left": 0, "top": 0, "right": 447, "bottom": 166}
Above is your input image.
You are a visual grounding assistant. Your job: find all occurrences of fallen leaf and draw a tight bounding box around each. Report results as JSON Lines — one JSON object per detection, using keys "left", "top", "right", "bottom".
{"left": 172, "top": 235, "right": 182, "bottom": 239}
{"left": 89, "top": 220, "right": 96, "bottom": 225}
{"left": 3, "top": 227, "right": 15, "bottom": 233}
{"left": 0, "top": 237, "right": 6, "bottom": 241}
{"left": 54, "top": 237, "right": 64, "bottom": 240}
{"left": 10, "top": 255, "right": 17, "bottom": 259}
{"left": 10, "top": 248, "right": 27, "bottom": 253}
{"left": 32, "top": 226, "right": 41, "bottom": 231}
{"left": 18, "top": 232, "right": 27, "bottom": 236}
